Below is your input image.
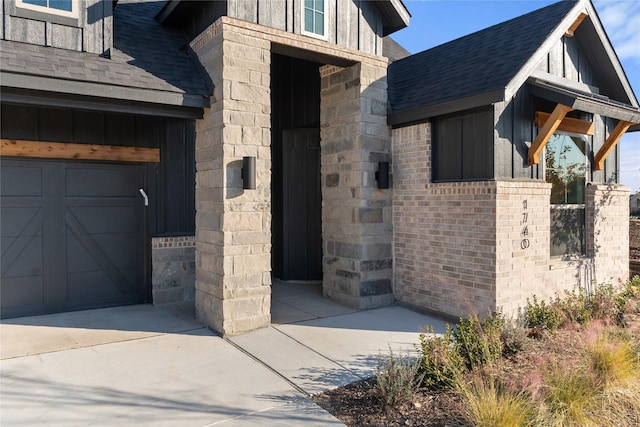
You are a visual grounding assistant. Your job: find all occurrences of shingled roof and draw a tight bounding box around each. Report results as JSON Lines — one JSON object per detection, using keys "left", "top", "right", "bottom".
{"left": 0, "top": 0, "right": 210, "bottom": 116}
{"left": 388, "top": 0, "right": 579, "bottom": 125}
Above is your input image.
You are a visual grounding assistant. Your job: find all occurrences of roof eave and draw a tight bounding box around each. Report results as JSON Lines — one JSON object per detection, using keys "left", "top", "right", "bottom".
{"left": 156, "top": 0, "right": 181, "bottom": 24}
{"left": 389, "top": 89, "right": 505, "bottom": 127}
{"left": 580, "top": 0, "right": 638, "bottom": 107}
{"left": 504, "top": 0, "right": 588, "bottom": 101}
{"left": 376, "top": 0, "right": 411, "bottom": 36}
{"left": 528, "top": 79, "right": 640, "bottom": 123}
{"left": 505, "top": 0, "right": 638, "bottom": 108}
{"left": 1, "top": 71, "right": 209, "bottom": 118}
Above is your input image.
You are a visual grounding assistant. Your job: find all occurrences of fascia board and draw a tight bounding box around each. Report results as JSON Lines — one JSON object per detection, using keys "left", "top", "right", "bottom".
{"left": 388, "top": 89, "right": 505, "bottom": 127}
{"left": 504, "top": 0, "right": 587, "bottom": 101}
{"left": 0, "top": 71, "right": 209, "bottom": 109}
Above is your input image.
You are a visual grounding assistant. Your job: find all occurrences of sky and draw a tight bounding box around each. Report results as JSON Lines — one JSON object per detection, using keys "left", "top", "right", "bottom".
{"left": 391, "top": 0, "right": 640, "bottom": 193}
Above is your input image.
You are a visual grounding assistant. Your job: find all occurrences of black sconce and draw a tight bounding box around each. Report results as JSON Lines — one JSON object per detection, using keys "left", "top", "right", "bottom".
{"left": 375, "top": 161, "right": 390, "bottom": 189}
{"left": 242, "top": 156, "right": 256, "bottom": 190}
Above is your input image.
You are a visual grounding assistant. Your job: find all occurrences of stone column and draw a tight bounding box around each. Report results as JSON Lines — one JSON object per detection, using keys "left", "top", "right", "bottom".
{"left": 319, "top": 61, "right": 393, "bottom": 309}
{"left": 191, "top": 22, "right": 272, "bottom": 336}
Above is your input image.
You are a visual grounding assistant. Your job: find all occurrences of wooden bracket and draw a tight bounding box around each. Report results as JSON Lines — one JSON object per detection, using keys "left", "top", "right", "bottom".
{"left": 0, "top": 139, "right": 160, "bottom": 163}
{"left": 565, "top": 12, "right": 587, "bottom": 37}
{"left": 535, "top": 111, "right": 594, "bottom": 135}
{"left": 528, "top": 104, "right": 574, "bottom": 165}
{"left": 593, "top": 121, "right": 633, "bottom": 170}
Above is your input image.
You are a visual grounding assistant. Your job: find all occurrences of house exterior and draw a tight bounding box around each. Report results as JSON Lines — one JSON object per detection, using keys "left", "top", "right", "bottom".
{"left": 631, "top": 193, "right": 640, "bottom": 216}
{"left": 1, "top": 0, "right": 637, "bottom": 334}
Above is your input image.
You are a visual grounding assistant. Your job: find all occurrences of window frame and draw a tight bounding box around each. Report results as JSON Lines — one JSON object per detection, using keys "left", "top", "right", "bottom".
{"left": 15, "top": 0, "right": 78, "bottom": 20}
{"left": 544, "top": 131, "right": 590, "bottom": 258}
{"left": 302, "top": 0, "right": 327, "bottom": 40}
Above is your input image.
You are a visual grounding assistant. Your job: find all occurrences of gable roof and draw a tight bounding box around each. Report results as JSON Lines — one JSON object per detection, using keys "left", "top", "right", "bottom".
{"left": 388, "top": 0, "right": 639, "bottom": 126}
{"left": 383, "top": 36, "right": 410, "bottom": 63}
{"left": 0, "top": 0, "right": 210, "bottom": 118}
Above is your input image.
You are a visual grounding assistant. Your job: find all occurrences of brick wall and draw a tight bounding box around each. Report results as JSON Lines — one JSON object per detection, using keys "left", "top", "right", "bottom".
{"left": 587, "top": 184, "right": 630, "bottom": 285}
{"left": 392, "top": 123, "right": 631, "bottom": 319}
{"left": 151, "top": 236, "right": 196, "bottom": 304}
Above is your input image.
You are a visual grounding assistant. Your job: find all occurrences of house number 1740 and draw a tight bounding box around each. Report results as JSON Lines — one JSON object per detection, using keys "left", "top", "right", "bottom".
{"left": 520, "top": 200, "right": 530, "bottom": 249}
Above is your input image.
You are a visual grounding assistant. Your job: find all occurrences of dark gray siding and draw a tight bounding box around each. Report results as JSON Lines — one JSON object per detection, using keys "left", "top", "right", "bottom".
{"left": 1, "top": 104, "right": 195, "bottom": 235}
{"left": 494, "top": 36, "right": 618, "bottom": 183}
{"left": 1, "top": 0, "right": 113, "bottom": 55}
{"left": 170, "top": 0, "right": 384, "bottom": 56}
{"left": 433, "top": 108, "right": 494, "bottom": 182}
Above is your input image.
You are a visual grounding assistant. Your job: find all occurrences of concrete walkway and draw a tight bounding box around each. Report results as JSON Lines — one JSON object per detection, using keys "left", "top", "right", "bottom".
{"left": 1, "top": 283, "right": 448, "bottom": 426}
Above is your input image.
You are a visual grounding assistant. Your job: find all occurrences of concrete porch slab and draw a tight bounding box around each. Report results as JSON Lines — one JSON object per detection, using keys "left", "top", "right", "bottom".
{"left": 0, "top": 303, "right": 201, "bottom": 359}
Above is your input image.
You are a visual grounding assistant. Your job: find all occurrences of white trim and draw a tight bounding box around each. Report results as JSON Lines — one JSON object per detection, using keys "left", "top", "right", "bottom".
{"left": 15, "top": 0, "right": 78, "bottom": 19}
{"left": 301, "top": 0, "right": 328, "bottom": 41}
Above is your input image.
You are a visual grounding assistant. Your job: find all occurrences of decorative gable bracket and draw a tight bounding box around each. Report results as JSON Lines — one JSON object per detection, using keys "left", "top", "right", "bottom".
{"left": 593, "top": 121, "right": 633, "bottom": 170}
{"left": 528, "top": 103, "right": 574, "bottom": 165}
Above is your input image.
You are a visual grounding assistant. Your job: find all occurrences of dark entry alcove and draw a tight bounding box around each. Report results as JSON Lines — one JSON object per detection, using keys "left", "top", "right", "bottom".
{"left": 271, "top": 54, "right": 322, "bottom": 281}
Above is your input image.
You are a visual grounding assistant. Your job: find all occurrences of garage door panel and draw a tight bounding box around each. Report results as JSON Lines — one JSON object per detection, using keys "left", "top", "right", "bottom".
{"left": 67, "top": 269, "right": 139, "bottom": 302}
{"left": 66, "top": 166, "right": 140, "bottom": 197}
{"left": 0, "top": 276, "right": 45, "bottom": 316}
{"left": 66, "top": 206, "right": 138, "bottom": 234}
{"left": 0, "top": 158, "right": 147, "bottom": 318}
{"left": 1, "top": 165, "right": 42, "bottom": 196}
{"left": 1, "top": 207, "right": 43, "bottom": 237}
{"left": 1, "top": 235, "right": 43, "bottom": 277}
{"left": 66, "top": 234, "right": 137, "bottom": 273}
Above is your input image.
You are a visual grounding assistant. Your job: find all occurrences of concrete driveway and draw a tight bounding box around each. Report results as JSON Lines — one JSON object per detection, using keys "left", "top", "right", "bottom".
{"left": 1, "top": 288, "right": 447, "bottom": 426}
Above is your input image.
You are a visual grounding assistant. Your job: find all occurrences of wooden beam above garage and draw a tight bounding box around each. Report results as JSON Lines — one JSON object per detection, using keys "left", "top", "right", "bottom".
{"left": 565, "top": 12, "right": 587, "bottom": 37}
{"left": 528, "top": 104, "right": 574, "bottom": 165}
{"left": 0, "top": 139, "right": 160, "bottom": 163}
{"left": 535, "top": 111, "right": 594, "bottom": 135}
{"left": 593, "top": 121, "right": 633, "bottom": 170}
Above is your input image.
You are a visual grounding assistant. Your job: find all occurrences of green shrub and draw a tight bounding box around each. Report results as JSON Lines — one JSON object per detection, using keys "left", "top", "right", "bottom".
{"left": 616, "top": 277, "right": 640, "bottom": 326}
{"left": 525, "top": 295, "right": 561, "bottom": 336}
{"left": 554, "top": 288, "right": 594, "bottom": 325}
{"left": 499, "top": 312, "right": 529, "bottom": 356}
{"left": 417, "top": 324, "right": 464, "bottom": 390}
{"left": 453, "top": 313, "right": 503, "bottom": 370}
{"left": 376, "top": 348, "right": 424, "bottom": 408}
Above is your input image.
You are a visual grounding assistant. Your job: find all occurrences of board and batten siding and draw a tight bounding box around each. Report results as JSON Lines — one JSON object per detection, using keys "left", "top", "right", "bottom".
{"left": 226, "top": 0, "right": 384, "bottom": 55}
{"left": 495, "top": 36, "right": 617, "bottom": 183}
{"left": 1, "top": 0, "right": 113, "bottom": 55}
{"left": 0, "top": 104, "right": 195, "bottom": 236}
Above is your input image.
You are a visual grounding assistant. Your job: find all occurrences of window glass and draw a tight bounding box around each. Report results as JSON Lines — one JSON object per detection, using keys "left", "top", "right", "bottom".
{"left": 545, "top": 134, "right": 587, "bottom": 256}
{"left": 23, "top": 0, "right": 72, "bottom": 11}
{"left": 304, "top": 0, "right": 324, "bottom": 36}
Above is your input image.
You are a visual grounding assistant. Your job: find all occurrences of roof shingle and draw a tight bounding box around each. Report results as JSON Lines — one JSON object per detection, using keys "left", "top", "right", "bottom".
{"left": 388, "top": 0, "right": 578, "bottom": 118}
{"left": 0, "top": 0, "right": 210, "bottom": 102}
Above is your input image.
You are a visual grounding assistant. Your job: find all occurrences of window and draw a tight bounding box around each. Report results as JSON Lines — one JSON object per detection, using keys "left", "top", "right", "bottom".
{"left": 545, "top": 133, "right": 588, "bottom": 256}
{"left": 16, "top": 0, "right": 76, "bottom": 18}
{"left": 303, "top": 0, "right": 325, "bottom": 37}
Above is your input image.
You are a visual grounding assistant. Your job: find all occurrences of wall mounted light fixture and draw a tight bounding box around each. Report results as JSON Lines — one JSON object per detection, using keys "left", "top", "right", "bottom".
{"left": 242, "top": 156, "right": 256, "bottom": 190}
{"left": 376, "top": 161, "right": 390, "bottom": 189}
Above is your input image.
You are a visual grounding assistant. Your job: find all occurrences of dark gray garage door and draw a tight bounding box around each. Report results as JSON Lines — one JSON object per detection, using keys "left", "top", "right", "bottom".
{"left": 1, "top": 158, "right": 147, "bottom": 318}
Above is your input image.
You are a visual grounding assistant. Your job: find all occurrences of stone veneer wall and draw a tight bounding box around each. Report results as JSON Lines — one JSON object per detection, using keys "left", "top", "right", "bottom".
{"left": 190, "top": 17, "right": 394, "bottom": 335}
{"left": 392, "top": 123, "right": 630, "bottom": 319}
{"left": 151, "top": 236, "right": 196, "bottom": 304}
{"left": 320, "top": 61, "right": 394, "bottom": 309}
{"left": 191, "top": 18, "right": 272, "bottom": 335}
